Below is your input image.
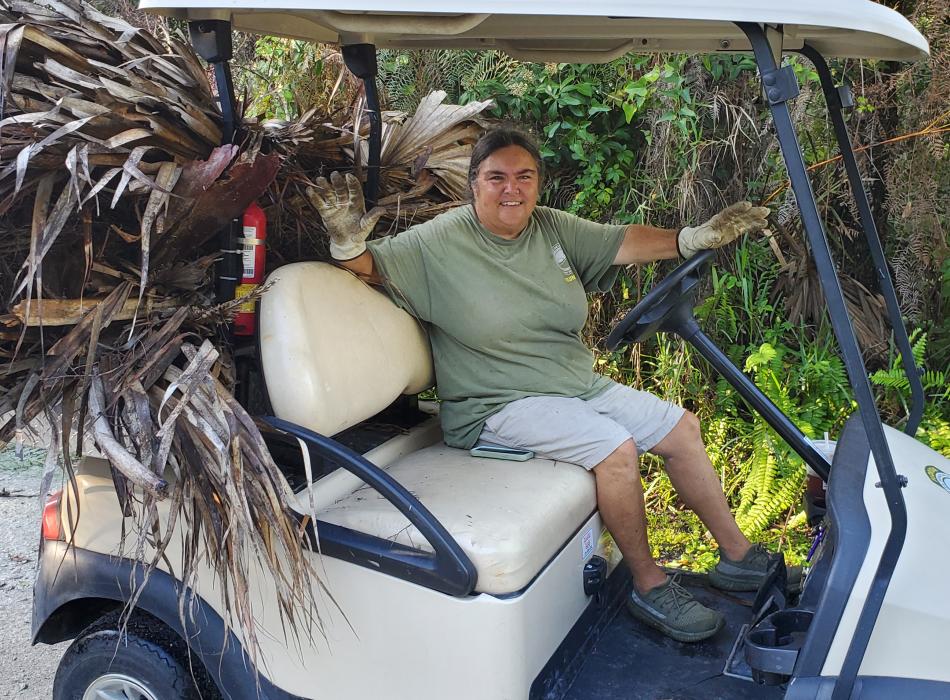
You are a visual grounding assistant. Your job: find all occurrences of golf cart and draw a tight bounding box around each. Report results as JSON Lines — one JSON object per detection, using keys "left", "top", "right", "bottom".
{"left": 31, "top": 2, "right": 950, "bottom": 699}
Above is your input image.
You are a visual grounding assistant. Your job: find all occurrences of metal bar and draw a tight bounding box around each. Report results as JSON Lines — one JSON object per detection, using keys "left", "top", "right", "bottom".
{"left": 678, "top": 319, "right": 832, "bottom": 480}
{"left": 342, "top": 44, "right": 381, "bottom": 207}
{"left": 362, "top": 76, "right": 382, "bottom": 207}
{"left": 215, "top": 217, "right": 239, "bottom": 303}
{"left": 188, "top": 20, "right": 237, "bottom": 145}
{"left": 799, "top": 44, "right": 924, "bottom": 436}
{"left": 737, "top": 23, "right": 907, "bottom": 700}
{"left": 262, "top": 416, "right": 477, "bottom": 596}
{"left": 213, "top": 61, "right": 236, "bottom": 144}
{"left": 188, "top": 20, "right": 239, "bottom": 314}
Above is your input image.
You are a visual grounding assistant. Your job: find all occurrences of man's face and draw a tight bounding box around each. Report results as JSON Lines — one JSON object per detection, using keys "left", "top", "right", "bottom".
{"left": 471, "top": 145, "right": 540, "bottom": 239}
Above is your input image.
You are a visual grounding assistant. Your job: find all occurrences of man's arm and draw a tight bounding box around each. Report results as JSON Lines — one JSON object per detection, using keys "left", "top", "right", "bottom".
{"left": 337, "top": 250, "right": 376, "bottom": 277}
{"left": 612, "top": 225, "right": 680, "bottom": 265}
{"left": 613, "top": 202, "right": 771, "bottom": 265}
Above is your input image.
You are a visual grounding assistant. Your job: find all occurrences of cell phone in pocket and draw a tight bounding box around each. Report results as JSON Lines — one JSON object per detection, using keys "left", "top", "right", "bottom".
{"left": 469, "top": 444, "right": 535, "bottom": 461}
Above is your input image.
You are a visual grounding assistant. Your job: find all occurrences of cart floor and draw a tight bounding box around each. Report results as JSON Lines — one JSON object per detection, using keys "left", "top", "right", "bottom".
{"left": 565, "top": 576, "right": 786, "bottom": 700}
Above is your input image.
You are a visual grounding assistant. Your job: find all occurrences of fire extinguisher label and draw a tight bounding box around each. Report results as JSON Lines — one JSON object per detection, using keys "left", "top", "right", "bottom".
{"left": 241, "top": 227, "right": 257, "bottom": 278}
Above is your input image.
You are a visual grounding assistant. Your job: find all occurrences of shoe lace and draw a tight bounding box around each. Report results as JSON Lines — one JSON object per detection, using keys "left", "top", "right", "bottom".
{"left": 653, "top": 574, "right": 694, "bottom": 615}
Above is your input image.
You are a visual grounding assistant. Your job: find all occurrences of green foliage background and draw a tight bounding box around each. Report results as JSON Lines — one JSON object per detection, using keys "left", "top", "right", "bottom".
{"left": 369, "top": 10, "right": 950, "bottom": 566}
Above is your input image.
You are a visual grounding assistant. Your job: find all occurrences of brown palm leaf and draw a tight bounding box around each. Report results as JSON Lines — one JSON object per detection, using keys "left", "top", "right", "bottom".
{"left": 348, "top": 90, "right": 494, "bottom": 218}
{"left": 0, "top": 0, "right": 321, "bottom": 661}
{"left": 772, "top": 226, "right": 889, "bottom": 358}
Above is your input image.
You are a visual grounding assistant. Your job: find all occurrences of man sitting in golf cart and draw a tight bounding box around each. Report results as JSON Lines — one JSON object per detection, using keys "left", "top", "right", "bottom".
{"left": 309, "top": 127, "right": 772, "bottom": 643}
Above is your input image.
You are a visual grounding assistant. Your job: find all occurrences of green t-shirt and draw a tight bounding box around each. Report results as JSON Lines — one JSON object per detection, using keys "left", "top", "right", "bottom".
{"left": 367, "top": 205, "right": 627, "bottom": 449}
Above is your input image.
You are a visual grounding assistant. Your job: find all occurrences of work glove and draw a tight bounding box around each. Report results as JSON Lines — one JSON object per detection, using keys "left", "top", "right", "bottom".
{"left": 306, "top": 171, "right": 385, "bottom": 260}
{"left": 677, "top": 201, "right": 770, "bottom": 259}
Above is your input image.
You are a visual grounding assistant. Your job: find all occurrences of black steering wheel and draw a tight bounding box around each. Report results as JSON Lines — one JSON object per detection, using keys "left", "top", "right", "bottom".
{"left": 605, "top": 249, "right": 716, "bottom": 351}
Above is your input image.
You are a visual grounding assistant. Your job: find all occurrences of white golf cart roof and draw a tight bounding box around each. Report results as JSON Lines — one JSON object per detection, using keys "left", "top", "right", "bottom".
{"left": 140, "top": 0, "right": 929, "bottom": 62}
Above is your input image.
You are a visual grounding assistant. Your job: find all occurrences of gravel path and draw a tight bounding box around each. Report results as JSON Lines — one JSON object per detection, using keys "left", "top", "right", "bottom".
{"left": 0, "top": 445, "right": 67, "bottom": 700}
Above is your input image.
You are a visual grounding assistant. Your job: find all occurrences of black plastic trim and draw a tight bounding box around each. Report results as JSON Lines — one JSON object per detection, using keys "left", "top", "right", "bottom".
{"left": 262, "top": 416, "right": 478, "bottom": 597}
{"left": 737, "top": 25, "right": 908, "bottom": 700}
{"left": 787, "top": 675, "right": 950, "bottom": 699}
{"left": 187, "top": 19, "right": 232, "bottom": 63}
{"left": 797, "top": 44, "right": 925, "bottom": 437}
{"left": 761, "top": 64, "right": 800, "bottom": 105}
{"left": 529, "top": 563, "right": 631, "bottom": 700}
{"left": 794, "top": 415, "right": 872, "bottom": 676}
{"left": 304, "top": 518, "right": 474, "bottom": 594}
{"left": 33, "top": 541, "right": 304, "bottom": 700}
{"left": 745, "top": 608, "right": 814, "bottom": 683}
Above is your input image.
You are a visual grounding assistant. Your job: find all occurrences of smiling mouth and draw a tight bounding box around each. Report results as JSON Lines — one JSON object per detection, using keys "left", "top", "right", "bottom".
{"left": 500, "top": 202, "right": 522, "bottom": 207}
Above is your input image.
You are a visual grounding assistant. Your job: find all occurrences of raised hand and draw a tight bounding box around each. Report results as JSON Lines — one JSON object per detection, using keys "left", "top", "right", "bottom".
{"left": 677, "top": 201, "right": 770, "bottom": 259}
{"left": 306, "top": 171, "right": 385, "bottom": 260}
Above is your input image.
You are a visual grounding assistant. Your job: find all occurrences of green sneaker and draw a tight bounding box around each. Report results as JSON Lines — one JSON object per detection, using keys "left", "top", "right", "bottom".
{"left": 709, "top": 543, "right": 773, "bottom": 592}
{"left": 626, "top": 575, "right": 725, "bottom": 643}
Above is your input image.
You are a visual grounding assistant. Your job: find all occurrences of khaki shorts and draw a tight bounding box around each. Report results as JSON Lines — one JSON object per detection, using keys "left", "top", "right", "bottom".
{"left": 478, "top": 381, "right": 685, "bottom": 469}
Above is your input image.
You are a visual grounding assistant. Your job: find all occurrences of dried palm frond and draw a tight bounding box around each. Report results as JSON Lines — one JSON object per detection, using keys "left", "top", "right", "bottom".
{"left": 772, "top": 225, "right": 889, "bottom": 358}
{"left": 0, "top": 0, "right": 319, "bottom": 660}
{"left": 270, "top": 90, "right": 493, "bottom": 253}
{"left": 336, "top": 91, "right": 494, "bottom": 219}
{"left": 375, "top": 90, "right": 493, "bottom": 199}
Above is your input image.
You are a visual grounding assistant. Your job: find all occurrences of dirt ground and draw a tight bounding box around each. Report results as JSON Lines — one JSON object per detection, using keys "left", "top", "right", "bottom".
{"left": 0, "top": 444, "right": 67, "bottom": 699}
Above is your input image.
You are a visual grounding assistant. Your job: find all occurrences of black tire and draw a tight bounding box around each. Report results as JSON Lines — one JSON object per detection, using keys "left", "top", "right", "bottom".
{"left": 53, "top": 610, "right": 214, "bottom": 700}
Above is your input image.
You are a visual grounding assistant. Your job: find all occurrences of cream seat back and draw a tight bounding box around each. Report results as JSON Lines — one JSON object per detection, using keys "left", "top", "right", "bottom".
{"left": 259, "top": 262, "right": 434, "bottom": 436}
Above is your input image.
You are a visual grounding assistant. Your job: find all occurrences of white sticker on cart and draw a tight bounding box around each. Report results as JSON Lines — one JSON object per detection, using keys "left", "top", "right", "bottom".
{"left": 581, "top": 528, "right": 594, "bottom": 560}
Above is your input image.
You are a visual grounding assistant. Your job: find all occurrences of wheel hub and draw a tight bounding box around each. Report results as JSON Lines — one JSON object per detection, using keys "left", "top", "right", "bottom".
{"left": 82, "top": 673, "right": 158, "bottom": 700}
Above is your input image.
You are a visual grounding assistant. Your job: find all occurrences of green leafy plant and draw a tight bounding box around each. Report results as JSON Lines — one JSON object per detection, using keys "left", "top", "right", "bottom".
{"left": 870, "top": 330, "right": 947, "bottom": 399}
{"left": 870, "top": 329, "right": 950, "bottom": 456}
{"left": 731, "top": 340, "right": 851, "bottom": 535}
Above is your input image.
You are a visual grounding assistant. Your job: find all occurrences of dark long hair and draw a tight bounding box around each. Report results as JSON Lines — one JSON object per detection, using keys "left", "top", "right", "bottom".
{"left": 467, "top": 128, "right": 543, "bottom": 198}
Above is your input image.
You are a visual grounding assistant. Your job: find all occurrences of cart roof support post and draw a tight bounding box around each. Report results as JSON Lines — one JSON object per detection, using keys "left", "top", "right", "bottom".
{"left": 737, "top": 22, "right": 909, "bottom": 699}
{"left": 798, "top": 43, "right": 925, "bottom": 437}
{"left": 342, "top": 43, "right": 381, "bottom": 208}
{"left": 187, "top": 20, "right": 239, "bottom": 308}
{"left": 188, "top": 19, "right": 237, "bottom": 145}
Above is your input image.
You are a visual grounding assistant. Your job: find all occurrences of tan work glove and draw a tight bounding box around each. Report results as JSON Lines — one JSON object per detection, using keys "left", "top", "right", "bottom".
{"left": 677, "top": 201, "right": 770, "bottom": 259}
{"left": 306, "top": 171, "right": 385, "bottom": 260}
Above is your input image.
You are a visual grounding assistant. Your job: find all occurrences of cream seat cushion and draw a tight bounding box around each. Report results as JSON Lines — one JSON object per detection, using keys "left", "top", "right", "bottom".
{"left": 318, "top": 444, "right": 597, "bottom": 595}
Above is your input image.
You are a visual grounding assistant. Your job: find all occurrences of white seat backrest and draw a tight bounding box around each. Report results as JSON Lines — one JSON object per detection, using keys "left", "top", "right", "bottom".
{"left": 259, "top": 262, "right": 434, "bottom": 436}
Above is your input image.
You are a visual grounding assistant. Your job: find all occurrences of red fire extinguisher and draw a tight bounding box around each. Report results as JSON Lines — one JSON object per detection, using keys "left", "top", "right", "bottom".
{"left": 234, "top": 201, "right": 266, "bottom": 336}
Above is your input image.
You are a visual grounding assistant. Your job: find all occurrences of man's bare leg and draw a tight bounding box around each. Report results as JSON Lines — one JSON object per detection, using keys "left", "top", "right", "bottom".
{"left": 650, "top": 411, "right": 751, "bottom": 561}
{"left": 591, "top": 439, "right": 668, "bottom": 594}
{"left": 598, "top": 433, "right": 728, "bottom": 641}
